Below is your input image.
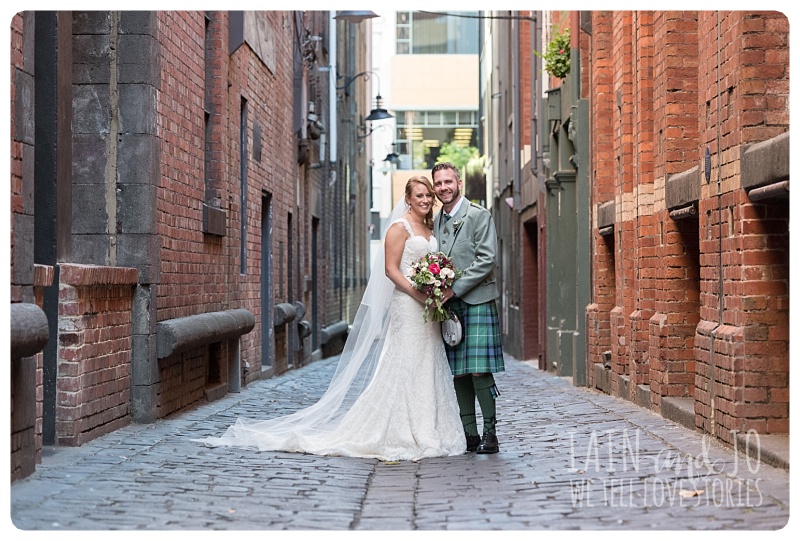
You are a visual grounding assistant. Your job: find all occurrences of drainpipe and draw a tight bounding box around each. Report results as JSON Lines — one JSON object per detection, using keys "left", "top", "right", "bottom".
{"left": 531, "top": 12, "right": 542, "bottom": 181}
{"left": 571, "top": 11, "right": 580, "bottom": 101}
{"left": 329, "top": 11, "right": 337, "bottom": 165}
{"left": 709, "top": 12, "right": 724, "bottom": 438}
{"left": 512, "top": 14, "right": 521, "bottom": 209}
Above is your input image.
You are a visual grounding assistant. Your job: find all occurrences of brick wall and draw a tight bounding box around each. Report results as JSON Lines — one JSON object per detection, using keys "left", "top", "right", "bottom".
{"left": 155, "top": 11, "right": 299, "bottom": 401}
{"left": 55, "top": 264, "right": 138, "bottom": 445}
{"left": 10, "top": 12, "right": 25, "bottom": 302}
{"left": 519, "top": 221, "right": 539, "bottom": 361}
{"left": 585, "top": 11, "right": 788, "bottom": 445}
{"left": 323, "top": 20, "right": 370, "bottom": 345}
{"left": 628, "top": 12, "right": 655, "bottom": 392}
{"left": 10, "top": 11, "right": 338, "bottom": 460}
{"left": 10, "top": 10, "right": 374, "bottom": 479}
{"left": 10, "top": 11, "right": 41, "bottom": 480}
{"left": 586, "top": 11, "right": 615, "bottom": 385}
{"left": 519, "top": 12, "right": 532, "bottom": 146}
{"left": 158, "top": 348, "right": 206, "bottom": 418}
{"left": 646, "top": 11, "right": 701, "bottom": 414}
{"left": 693, "top": 11, "right": 789, "bottom": 444}
{"left": 649, "top": 215, "right": 700, "bottom": 411}
{"left": 226, "top": 12, "right": 298, "bottom": 379}
{"left": 10, "top": 11, "right": 35, "bottom": 305}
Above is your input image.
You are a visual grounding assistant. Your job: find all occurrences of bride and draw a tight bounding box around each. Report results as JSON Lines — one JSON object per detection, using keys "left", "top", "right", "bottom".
{"left": 201, "top": 176, "right": 466, "bottom": 461}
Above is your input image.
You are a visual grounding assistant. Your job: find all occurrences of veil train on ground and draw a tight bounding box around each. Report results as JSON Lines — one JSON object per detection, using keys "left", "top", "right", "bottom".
{"left": 201, "top": 198, "right": 412, "bottom": 450}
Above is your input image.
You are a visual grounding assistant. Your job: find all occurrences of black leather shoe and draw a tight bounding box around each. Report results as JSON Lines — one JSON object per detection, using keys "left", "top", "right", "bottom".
{"left": 476, "top": 433, "right": 499, "bottom": 454}
{"left": 465, "top": 434, "right": 481, "bottom": 452}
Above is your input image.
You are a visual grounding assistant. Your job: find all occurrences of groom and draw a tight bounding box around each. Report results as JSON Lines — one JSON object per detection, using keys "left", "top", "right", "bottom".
{"left": 432, "top": 162, "right": 505, "bottom": 454}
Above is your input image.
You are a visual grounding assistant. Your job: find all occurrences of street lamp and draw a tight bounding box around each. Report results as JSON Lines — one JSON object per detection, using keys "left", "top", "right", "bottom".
{"left": 383, "top": 143, "right": 401, "bottom": 166}
{"left": 364, "top": 96, "right": 392, "bottom": 122}
{"left": 334, "top": 11, "right": 379, "bottom": 22}
{"left": 337, "top": 71, "right": 393, "bottom": 121}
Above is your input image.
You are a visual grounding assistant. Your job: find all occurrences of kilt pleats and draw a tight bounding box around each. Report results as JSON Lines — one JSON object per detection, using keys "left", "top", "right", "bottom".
{"left": 445, "top": 298, "right": 505, "bottom": 375}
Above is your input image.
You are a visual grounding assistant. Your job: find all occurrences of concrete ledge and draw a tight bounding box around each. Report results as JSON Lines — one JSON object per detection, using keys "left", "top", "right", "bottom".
{"left": 204, "top": 381, "right": 228, "bottom": 402}
{"left": 596, "top": 200, "right": 615, "bottom": 229}
{"left": 741, "top": 131, "right": 789, "bottom": 190}
{"left": 59, "top": 263, "right": 139, "bottom": 286}
{"left": 593, "top": 362, "right": 610, "bottom": 394}
{"left": 618, "top": 374, "right": 630, "bottom": 401}
{"left": 665, "top": 165, "right": 701, "bottom": 210}
{"left": 635, "top": 383, "right": 651, "bottom": 410}
{"left": 157, "top": 308, "right": 255, "bottom": 358}
{"left": 660, "top": 396, "right": 789, "bottom": 471}
{"left": 661, "top": 396, "right": 696, "bottom": 431}
{"left": 321, "top": 321, "right": 349, "bottom": 358}
{"left": 736, "top": 432, "right": 789, "bottom": 471}
{"left": 10, "top": 303, "right": 49, "bottom": 360}
{"left": 747, "top": 180, "right": 789, "bottom": 202}
{"left": 321, "top": 320, "right": 348, "bottom": 345}
{"left": 274, "top": 303, "right": 296, "bottom": 326}
{"left": 202, "top": 204, "right": 226, "bottom": 236}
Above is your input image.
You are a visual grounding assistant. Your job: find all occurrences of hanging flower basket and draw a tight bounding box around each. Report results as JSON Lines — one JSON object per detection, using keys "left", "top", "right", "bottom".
{"left": 536, "top": 27, "right": 571, "bottom": 79}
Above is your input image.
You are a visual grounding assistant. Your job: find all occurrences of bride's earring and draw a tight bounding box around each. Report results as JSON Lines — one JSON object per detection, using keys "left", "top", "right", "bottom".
{"left": 405, "top": 201, "right": 411, "bottom": 213}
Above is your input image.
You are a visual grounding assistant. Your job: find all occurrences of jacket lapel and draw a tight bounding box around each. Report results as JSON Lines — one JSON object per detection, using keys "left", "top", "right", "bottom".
{"left": 436, "top": 200, "right": 469, "bottom": 256}
{"left": 448, "top": 201, "right": 469, "bottom": 246}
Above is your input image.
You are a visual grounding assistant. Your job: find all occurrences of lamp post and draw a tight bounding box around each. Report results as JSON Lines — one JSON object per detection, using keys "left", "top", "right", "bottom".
{"left": 358, "top": 117, "right": 393, "bottom": 140}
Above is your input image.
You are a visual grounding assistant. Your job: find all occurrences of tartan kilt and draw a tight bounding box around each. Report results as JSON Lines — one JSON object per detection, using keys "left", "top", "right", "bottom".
{"left": 444, "top": 298, "right": 505, "bottom": 376}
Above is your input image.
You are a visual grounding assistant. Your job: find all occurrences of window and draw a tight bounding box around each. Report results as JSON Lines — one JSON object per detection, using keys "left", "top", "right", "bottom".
{"left": 395, "top": 11, "right": 478, "bottom": 55}
{"left": 394, "top": 110, "right": 478, "bottom": 169}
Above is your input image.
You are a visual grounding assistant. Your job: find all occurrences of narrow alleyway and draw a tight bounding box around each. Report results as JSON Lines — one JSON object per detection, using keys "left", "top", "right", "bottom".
{"left": 10, "top": 356, "right": 790, "bottom": 530}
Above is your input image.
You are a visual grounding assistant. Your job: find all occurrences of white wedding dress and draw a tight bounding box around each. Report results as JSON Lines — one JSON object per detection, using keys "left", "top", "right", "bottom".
{"left": 201, "top": 218, "right": 466, "bottom": 461}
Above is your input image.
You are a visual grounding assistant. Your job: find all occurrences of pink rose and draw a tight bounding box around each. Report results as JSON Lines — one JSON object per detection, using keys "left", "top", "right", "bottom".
{"left": 428, "top": 263, "right": 441, "bottom": 275}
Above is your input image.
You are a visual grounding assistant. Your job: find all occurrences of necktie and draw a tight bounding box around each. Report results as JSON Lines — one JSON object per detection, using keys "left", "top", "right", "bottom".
{"left": 444, "top": 213, "right": 451, "bottom": 223}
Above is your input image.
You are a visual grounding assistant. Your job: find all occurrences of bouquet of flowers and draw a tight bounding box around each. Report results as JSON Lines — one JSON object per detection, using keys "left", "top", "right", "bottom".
{"left": 408, "top": 252, "right": 463, "bottom": 322}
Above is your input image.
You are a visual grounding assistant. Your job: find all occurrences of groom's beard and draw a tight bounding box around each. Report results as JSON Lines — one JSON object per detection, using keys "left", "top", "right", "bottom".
{"left": 437, "top": 190, "right": 460, "bottom": 207}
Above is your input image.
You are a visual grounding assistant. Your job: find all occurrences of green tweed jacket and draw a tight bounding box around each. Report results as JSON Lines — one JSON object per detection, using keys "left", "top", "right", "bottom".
{"left": 434, "top": 198, "right": 500, "bottom": 306}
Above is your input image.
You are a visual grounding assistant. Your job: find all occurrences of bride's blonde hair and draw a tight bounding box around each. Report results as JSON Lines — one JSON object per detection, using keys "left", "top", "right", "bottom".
{"left": 405, "top": 176, "right": 435, "bottom": 230}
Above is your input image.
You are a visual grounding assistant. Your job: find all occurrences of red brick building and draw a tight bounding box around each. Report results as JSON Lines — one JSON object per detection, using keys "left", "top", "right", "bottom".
{"left": 10, "top": 10, "right": 372, "bottom": 480}
{"left": 581, "top": 10, "right": 789, "bottom": 450}
{"left": 485, "top": 10, "right": 789, "bottom": 454}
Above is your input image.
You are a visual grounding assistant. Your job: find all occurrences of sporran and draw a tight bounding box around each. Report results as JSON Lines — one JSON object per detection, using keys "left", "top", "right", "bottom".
{"left": 441, "top": 312, "right": 463, "bottom": 346}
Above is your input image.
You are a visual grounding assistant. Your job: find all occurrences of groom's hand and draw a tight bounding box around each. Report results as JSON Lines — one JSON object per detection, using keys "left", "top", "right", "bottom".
{"left": 441, "top": 287, "right": 456, "bottom": 303}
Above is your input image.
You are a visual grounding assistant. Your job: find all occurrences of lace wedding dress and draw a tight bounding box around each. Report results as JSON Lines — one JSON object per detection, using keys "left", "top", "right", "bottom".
{"left": 201, "top": 219, "right": 466, "bottom": 461}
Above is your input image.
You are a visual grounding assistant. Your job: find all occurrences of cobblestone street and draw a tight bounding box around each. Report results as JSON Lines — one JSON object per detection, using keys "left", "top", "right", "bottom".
{"left": 10, "top": 355, "right": 791, "bottom": 531}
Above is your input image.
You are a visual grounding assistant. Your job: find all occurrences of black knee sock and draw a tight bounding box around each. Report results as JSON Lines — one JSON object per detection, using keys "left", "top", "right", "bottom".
{"left": 472, "top": 374, "right": 498, "bottom": 436}
{"left": 453, "top": 376, "right": 478, "bottom": 436}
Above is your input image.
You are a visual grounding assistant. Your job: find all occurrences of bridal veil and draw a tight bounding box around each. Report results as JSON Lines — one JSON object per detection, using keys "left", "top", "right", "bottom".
{"left": 201, "top": 198, "right": 412, "bottom": 450}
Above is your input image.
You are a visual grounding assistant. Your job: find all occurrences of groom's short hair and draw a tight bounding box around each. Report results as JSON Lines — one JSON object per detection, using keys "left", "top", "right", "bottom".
{"left": 431, "top": 161, "right": 460, "bottom": 181}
